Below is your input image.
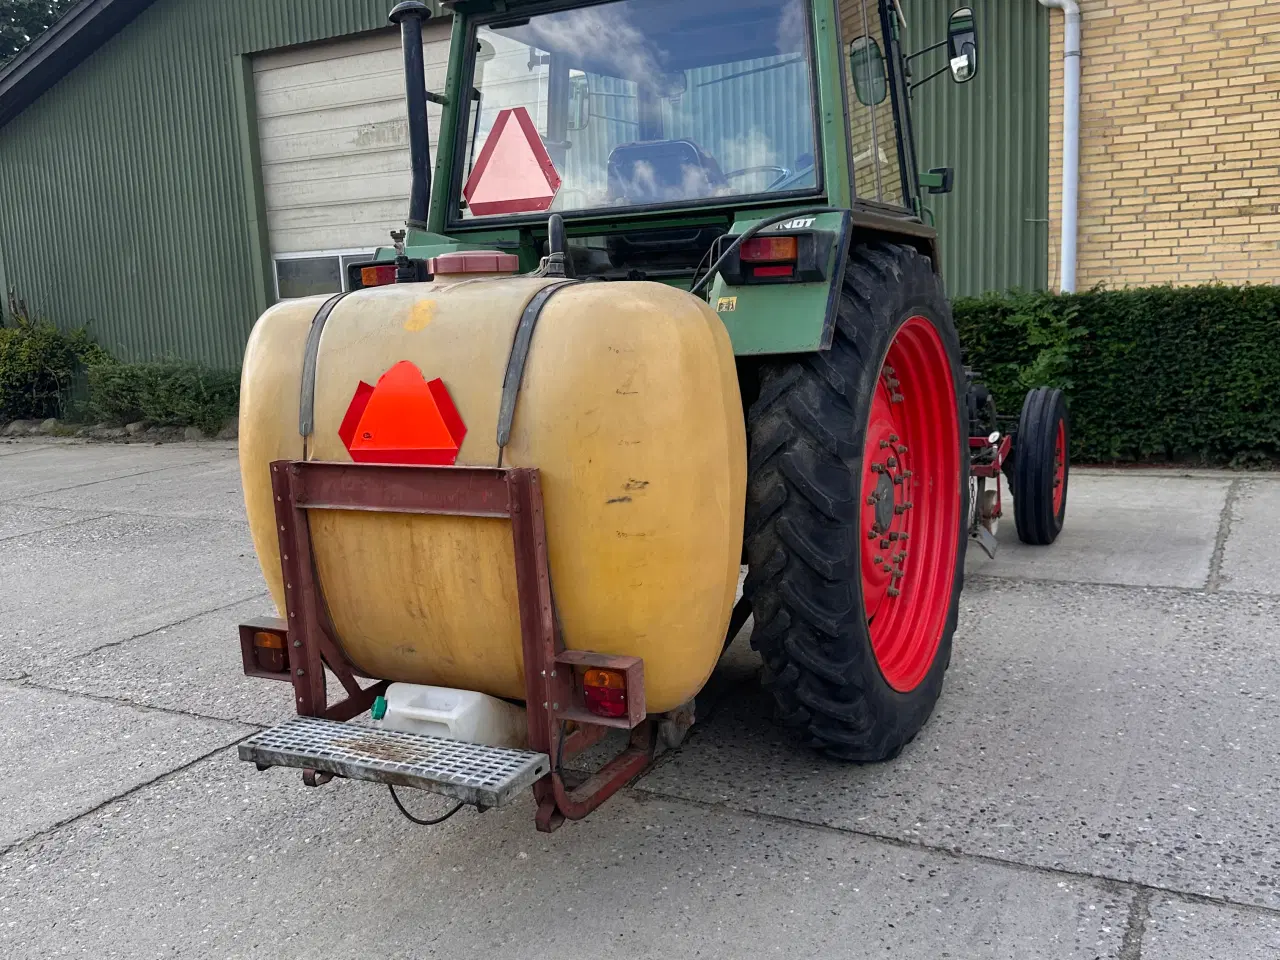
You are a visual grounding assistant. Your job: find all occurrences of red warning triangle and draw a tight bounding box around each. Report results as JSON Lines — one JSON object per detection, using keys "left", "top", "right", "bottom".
{"left": 463, "top": 106, "right": 562, "bottom": 216}
{"left": 339, "top": 361, "right": 467, "bottom": 466}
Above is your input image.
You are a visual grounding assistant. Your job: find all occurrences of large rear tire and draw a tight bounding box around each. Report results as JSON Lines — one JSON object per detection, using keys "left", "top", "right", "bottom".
{"left": 744, "top": 243, "right": 968, "bottom": 762}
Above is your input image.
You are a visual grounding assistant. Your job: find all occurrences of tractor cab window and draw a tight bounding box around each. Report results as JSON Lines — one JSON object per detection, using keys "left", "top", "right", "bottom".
{"left": 455, "top": 0, "right": 820, "bottom": 221}
{"left": 839, "top": 0, "right": 906, "bottom": 207}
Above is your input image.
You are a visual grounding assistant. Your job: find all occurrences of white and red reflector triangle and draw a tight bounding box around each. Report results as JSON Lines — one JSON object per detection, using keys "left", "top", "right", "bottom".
{"left": 463, "top": 106, "right": 562, "bottom": 216}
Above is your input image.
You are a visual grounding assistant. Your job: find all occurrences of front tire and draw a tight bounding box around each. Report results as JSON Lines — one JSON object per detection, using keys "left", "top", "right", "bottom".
{"left": 744, "top": 243, "right": 968, "bottom": 762}
{"left": 1013, "top": 387, "right": 1069, "bottom": 545}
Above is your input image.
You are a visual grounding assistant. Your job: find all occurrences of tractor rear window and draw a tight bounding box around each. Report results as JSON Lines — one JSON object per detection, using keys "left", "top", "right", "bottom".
{"left": 455, "top": 0, "right": 820, "bottom": 222}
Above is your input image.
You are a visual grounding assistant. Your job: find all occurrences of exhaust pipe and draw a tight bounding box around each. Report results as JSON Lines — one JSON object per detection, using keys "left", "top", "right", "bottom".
{"left": 389, "top": 2, "right": 433, "bottom": 230}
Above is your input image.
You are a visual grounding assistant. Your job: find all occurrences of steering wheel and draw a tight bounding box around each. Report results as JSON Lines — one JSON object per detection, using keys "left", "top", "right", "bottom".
{"left": 724, "top": 165, "right": 792, "bottom": 190}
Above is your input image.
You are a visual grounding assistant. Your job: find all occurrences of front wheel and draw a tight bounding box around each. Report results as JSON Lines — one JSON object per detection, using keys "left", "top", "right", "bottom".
{"left": 1013, "top": 387, "right": 1069, "bottom": 545}
{"left": 744, "top": 243, "right": 968, "bottom": 762}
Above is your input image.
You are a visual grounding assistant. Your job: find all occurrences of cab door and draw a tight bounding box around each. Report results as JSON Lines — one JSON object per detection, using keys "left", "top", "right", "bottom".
{"left": 837, "top": 0, "right": 913, "bottom": 210}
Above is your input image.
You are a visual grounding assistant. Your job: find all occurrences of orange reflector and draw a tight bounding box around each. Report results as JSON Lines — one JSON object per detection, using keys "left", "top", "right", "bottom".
{"left": 583, "top": 668, "right": 625, "bottom": 690}
{"left": 339, "top": 361, "right": 467, "bottom": 466}
{"left": 740, "top": 236, "right": 798, "bottom": 263}
{"left": 361, "top": 264, "right": 398, "bottom": 287}
{"left": 253, "top": 631, "right": 284, "bottom": 649}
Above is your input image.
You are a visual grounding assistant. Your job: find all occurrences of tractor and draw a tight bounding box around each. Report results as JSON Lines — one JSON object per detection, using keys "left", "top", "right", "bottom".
{"left": 234, "top": 0, "right": 1070, "bottom": 832}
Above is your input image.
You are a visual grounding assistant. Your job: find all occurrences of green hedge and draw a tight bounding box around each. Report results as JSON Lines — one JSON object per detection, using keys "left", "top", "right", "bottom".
{"left": 954, "top": 285, "right": 1280, "bottom": 465}
{"left": 0, "top": 307, "right": 237, "bottom": 432}
{"left": 0, "top": 317, "right": 107, "bottom": 421}
{"left": 87, "top": 361, "right": 239, "bottom": 434}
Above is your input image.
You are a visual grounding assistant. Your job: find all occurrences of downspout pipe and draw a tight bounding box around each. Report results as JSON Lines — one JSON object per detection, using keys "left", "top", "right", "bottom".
{"left": 1039, "top": 0, "right": 1081, "bottom": 293}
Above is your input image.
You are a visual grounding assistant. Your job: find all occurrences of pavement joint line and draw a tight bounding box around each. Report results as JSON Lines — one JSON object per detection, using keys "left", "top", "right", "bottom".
{"left": 631, "top": 787, "right": 1280, "bottom": 922}
{"left": 0, "top": 443, "right": 56, "bottom": 459}
{"left": 0, "top": 736, "right": 251, "bottom": 861}
{"left": 1070, "top": 468, "right": 1280, "bottom": 481}
{"left": 59, "top": 590, "right": 272, "bottom": 662}
{"left": 1205, "top": 477, "right": 1243, "bottom": 593}
{"left": 0, "top": 458, "right": 230, "bottom": 506}
{"left": 18, "top": 506, "right": 245, "bottom": 522}
{"left": 0, "top": 512, "right": 112, "bottom": 545}
{"left": 1118, "top": 887, "right": 1154, "bottom": 960}
{"left": 6, "top": 674, "right": 268, "bottom": 732}
{"left": 966, "top": 571, "right": 1277, "bottom": 601}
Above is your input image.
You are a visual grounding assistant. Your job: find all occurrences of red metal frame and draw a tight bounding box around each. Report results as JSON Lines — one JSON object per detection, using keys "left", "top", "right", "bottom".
{"left": 264, "top": 459, "right": 654, "bottom": 832}
{"left": 969, "top": 433, "right": 1011, "bottom": 526}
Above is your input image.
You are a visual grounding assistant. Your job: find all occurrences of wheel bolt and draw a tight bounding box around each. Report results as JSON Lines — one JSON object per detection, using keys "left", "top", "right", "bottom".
{"left": 886, "top": 456, "right": 898, "bottom": 468}
{"left": 871, "top": 463, "right": 885, "bottom": 474}
{"left": 879, "top": 440, "right": 890, "bottom": 449}
{"left": 874, "top": 554, "right": 883, "bottom": 564}
{"left": 866, "top": 496, "right": 877, "bottom": 506}
{"left": 867, "top": 530, "right": 878, "bottom": 540}
{"left": 880, "top": 538, "right": 890, "bottom": 549}
{"left": 887, "top": 587, "right": 901, "bottom": 598}
{"left": 889, "top": 434, "right": 899, "bottom": 443}
{"left": 888, "top": 532, "right": 901, "bottom": 541}
{"left": 891, "top": 393, "right": 905, "bottom": 403}
{"left": 898, "top": 444, "right": 908, "bottom": 454}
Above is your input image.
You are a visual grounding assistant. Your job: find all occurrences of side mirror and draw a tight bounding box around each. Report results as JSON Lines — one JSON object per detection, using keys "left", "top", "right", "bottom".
{"left": 849, "top": 36, "right": 888, "bottom": 106}
{"left": 947, "top": 6, "right": 978, "bottom": 83}
{"left": 922, "top": 166, "right": 955, "bottom": 195}
{"left": 568, "top": 73, "right": 590, "bottom": 131}
{"left": 658, "top": 71, "right": 687, "bottom": 99}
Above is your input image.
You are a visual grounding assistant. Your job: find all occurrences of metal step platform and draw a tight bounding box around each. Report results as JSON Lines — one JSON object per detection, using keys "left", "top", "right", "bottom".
{"left": 239, "top": 716, "right": 551, "bottom": 809}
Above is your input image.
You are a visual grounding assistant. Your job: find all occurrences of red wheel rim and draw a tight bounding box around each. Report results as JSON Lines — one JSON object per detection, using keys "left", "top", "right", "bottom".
{"left": 860, "top": 316, "right": 961, "bottom": 693}
{"left": 1052, "top": 419, "right": 1066, "bottom": 515}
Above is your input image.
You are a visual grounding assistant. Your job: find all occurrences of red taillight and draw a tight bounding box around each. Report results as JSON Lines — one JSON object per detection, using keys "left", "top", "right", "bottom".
{"left": 582, "top": 668, "right": 627, "bottom": 719}
{"left": 252, "top": 629, "right": 287, "bottom": 673}
{"left": 360, "top": 264, "right": 398, "bottom": 287}
{"left": 740, "top": 236, "right": 798, "bottom": 263}
{"left": 753, "top": 264, "right": 795, "bottom": 278}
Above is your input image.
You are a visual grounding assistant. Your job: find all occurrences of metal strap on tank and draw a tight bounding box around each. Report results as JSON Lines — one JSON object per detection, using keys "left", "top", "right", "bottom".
{"left": 496, "top": 280, "right": 584, "bottom": 462}
{"left": 298, "top": 292, "right": 351, "bottom": 442}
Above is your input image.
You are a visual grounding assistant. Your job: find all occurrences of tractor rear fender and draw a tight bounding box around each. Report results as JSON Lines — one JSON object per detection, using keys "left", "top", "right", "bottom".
{"left": 711, "top": 207, "right": 939, "bottom": 357}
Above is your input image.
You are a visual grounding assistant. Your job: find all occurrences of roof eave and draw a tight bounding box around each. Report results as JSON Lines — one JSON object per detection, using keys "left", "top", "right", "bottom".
{"left": 0, "top": 0, "right": 157, "bottom": 130}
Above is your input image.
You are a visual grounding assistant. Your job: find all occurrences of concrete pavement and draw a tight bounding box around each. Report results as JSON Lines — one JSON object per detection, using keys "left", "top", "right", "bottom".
{"left": 1, "top": 438, "right": 1278, "bottom": 958}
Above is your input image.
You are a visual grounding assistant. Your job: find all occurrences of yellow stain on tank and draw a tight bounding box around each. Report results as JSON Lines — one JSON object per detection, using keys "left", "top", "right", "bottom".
{"left": 403, "top": 299, "right": 435, "bottom": 332}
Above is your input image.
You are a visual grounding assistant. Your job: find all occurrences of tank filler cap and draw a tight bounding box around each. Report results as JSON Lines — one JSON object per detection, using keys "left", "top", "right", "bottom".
{"left": 371, "top": 695, "right": 388, "bottom": 721}
{"left": 428, "top": 251, "right": 519, "bottom": 279}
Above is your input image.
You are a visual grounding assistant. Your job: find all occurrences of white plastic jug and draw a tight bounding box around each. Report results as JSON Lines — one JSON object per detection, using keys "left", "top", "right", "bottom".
{"left": 375, "top": 683, "right": 528, "bottom": 750}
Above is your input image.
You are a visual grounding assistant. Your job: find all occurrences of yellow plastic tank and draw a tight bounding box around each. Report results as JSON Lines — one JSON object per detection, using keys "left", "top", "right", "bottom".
{"left": 239, "top": 276, "right": 746, "bottom": 714}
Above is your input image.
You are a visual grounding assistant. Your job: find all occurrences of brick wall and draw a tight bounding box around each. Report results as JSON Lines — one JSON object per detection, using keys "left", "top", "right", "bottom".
{"left": 1047, "top": 0, "right": 1280, "bottom": 289}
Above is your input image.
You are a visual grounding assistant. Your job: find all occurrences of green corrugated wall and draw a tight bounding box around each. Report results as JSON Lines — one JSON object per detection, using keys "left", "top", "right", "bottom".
{"left": 906, "top": 0, "right": 1049, "bottom": 297}
{"left": 0, "top": 0, "right": 392, "bottom": 368}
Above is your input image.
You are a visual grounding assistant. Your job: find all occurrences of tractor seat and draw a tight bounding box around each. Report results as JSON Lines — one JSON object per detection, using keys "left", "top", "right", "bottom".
{"left": 606, "top": 140, "right": 728, "bottom": 205}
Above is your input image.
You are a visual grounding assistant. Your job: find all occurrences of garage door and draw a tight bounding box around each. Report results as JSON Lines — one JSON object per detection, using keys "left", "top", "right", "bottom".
{"left": 253, "top": 23, "right": 452, "bottom": 299}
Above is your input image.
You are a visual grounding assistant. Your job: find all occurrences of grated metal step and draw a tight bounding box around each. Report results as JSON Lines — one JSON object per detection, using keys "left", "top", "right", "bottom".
{"left": 239, "top": 716, "right": 550, "bottom": 809}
